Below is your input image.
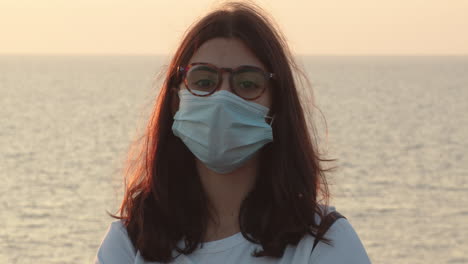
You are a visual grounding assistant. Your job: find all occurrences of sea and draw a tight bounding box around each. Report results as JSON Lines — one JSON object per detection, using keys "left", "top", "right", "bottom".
{"left": 1, "top": 55, "right": 467, "bottom": 264}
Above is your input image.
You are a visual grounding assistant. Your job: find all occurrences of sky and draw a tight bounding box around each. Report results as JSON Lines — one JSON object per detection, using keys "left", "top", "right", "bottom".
{"left": 1, "top": 0, "right": 467, "bottom": 55}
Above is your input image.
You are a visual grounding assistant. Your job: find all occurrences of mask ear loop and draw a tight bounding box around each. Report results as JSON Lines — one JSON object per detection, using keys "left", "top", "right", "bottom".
{"left": 265, "top": 115, "right": 275, "bottom": 126}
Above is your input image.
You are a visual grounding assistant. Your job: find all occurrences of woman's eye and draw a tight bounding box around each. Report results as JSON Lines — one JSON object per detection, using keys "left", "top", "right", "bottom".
{"left": 238, "top": 81, "right": 258, "bottom": 89}
{"left": 193, "top": 79, "right": 215, "bottom": 87}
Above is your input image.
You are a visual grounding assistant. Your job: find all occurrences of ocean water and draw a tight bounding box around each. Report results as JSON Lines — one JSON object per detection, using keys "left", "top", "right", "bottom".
{"left": 0, "top": 55, "right": 467, "bottom": 264}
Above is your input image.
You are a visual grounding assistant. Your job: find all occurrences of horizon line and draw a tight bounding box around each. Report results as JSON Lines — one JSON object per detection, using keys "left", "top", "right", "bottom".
{"left": 1, "top": 52, "right": 468, "bottom": 57}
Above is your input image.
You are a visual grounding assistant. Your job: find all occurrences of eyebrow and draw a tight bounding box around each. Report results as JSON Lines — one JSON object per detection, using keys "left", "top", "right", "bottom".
{"left": 191, "top": 65, "right": 218, "bottom": 73}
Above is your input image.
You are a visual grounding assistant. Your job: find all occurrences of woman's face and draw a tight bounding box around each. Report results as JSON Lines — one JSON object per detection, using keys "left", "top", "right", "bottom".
{"left": 179, "top": 38, "right": 273, "bottom": 109}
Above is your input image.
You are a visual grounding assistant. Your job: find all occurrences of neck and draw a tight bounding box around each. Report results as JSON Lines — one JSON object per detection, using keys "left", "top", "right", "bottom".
{"left": 196, "top": 153, "right": 259, "bottom": 242}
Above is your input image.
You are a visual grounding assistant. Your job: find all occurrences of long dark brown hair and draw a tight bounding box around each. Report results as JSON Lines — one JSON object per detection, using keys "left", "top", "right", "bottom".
{"left": 109, "top": 1, "right": 337, "bottom": 263}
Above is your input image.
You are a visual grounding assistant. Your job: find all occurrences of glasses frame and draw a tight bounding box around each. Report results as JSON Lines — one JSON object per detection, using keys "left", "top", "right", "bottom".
{"left": 178, "top": 62, "right": 275, "bottom": 101}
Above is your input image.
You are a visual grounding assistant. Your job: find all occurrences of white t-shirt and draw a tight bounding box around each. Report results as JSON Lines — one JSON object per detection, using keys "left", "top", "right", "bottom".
{"left": 93, "top": 205, "right": 371, "bottom": 264}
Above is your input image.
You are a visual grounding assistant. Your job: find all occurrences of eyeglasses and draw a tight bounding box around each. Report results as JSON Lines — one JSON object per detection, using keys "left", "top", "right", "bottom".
{"left": 178, "top": 62, "right": 274, "bottom": 100}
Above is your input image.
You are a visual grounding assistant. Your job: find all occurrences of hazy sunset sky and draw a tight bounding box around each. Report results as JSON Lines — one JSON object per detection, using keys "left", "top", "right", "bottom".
{"left": 1, "top": 0, "right": 467, "bottom": 55}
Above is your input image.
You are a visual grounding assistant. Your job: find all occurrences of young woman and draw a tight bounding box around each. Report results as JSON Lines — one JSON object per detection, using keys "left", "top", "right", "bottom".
{"left": 94, "top": 2, "right": 371, "bottom": 264}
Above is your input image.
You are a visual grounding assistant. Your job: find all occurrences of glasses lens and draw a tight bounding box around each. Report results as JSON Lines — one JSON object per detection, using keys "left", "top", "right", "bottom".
{"left": 186, "top": 65, "right": 219, "bottom": 95}
{"left": 232, "top": 68, "right": 266, "bottom": 99}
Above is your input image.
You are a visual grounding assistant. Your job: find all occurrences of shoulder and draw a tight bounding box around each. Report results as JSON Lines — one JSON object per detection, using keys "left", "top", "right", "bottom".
{"left": 308, "top": 205, "right": 372, "bottom": 264}
{"left": 93, "top": 220, "right": 137, "bottom": 264}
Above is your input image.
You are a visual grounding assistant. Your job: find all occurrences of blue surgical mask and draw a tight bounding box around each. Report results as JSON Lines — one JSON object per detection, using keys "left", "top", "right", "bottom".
{"left": 172, "top": 89, "right": 274, "bottom": 174}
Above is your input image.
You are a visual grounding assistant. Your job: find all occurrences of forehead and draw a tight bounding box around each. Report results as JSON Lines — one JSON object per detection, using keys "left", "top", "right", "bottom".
{"left": 188, "top": 38, "right": 265, "bottom": 70}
